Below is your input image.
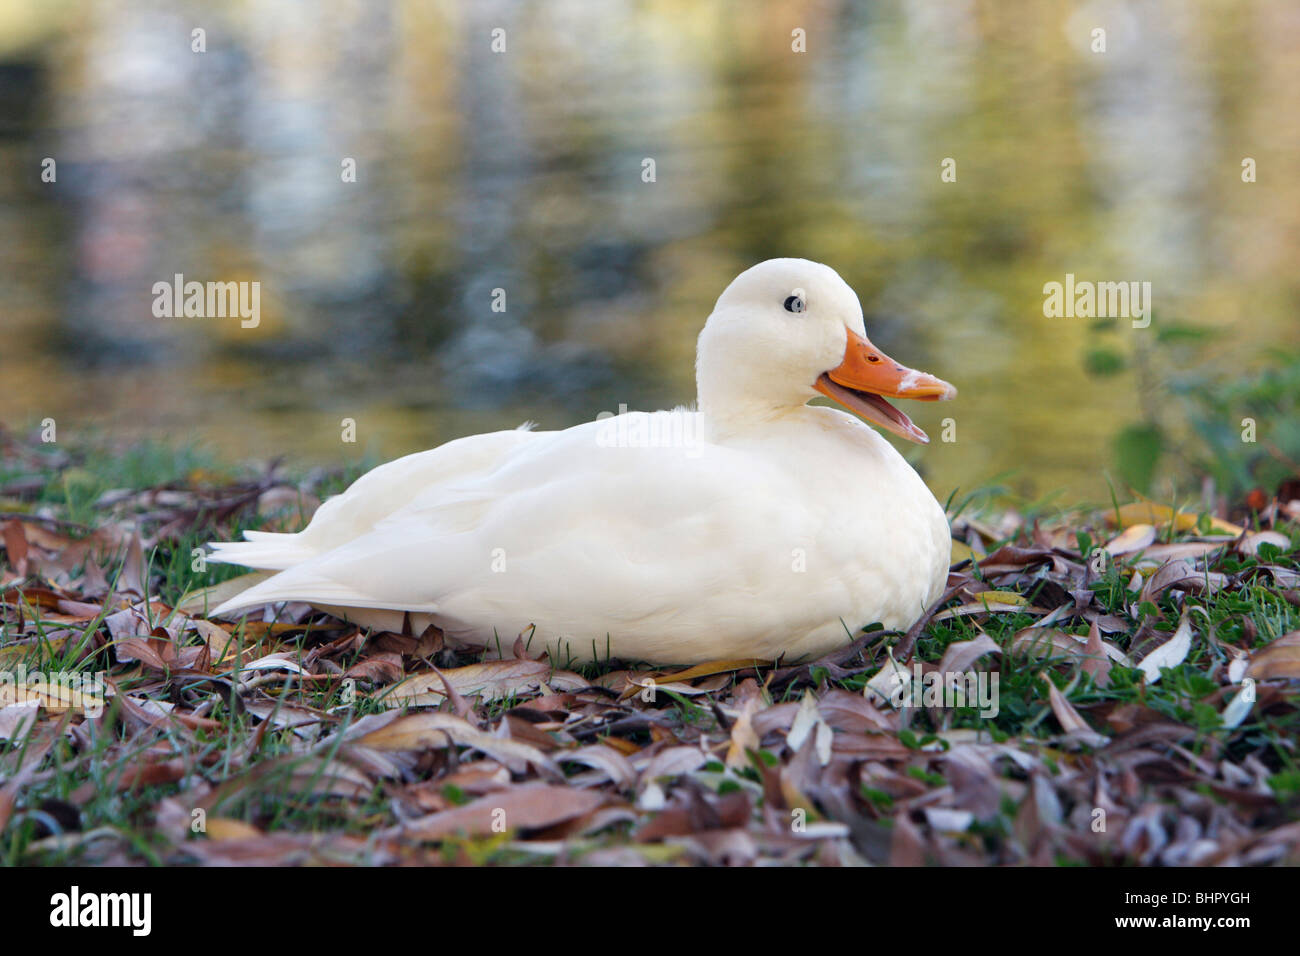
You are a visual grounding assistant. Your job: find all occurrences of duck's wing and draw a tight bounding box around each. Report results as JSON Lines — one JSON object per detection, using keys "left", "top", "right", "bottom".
{"left": 207, "top": 425, "right": 540, "bottom": 571}
{"left": 209, "top": 412, "right": 819, "bottom": 632}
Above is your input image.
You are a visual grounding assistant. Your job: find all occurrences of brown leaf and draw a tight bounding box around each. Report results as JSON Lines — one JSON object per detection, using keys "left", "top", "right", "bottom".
{"left": 114, "top": 637, "right": 173, "bottom": 672}
{"left": 638, "top": 746, "right": 708, "bottom": 790}
{"left": 118, "top": 529, "right": 148, "bottom": 598}
{"left": 394, "top": 784, "right": 608, "bottom": 840}
{"left": 888, "top": 811, "right": 927, "bottom": 866}
{"left": 815, "top": 689, "right": 893, "bottom": 733}
{"left": 1, "top": 519, "right": 29, "bottom": 576}
{"left": 1140, "top": 559, "right": 1226, "bottom": 603}
{"left": 1081, "top": 619, "right": 1113, "bottom": 688}
{"left": 350, "top": 712, "right": 561, "bottom": 779}
{"left": 383, "top": 659, "right": 553, "bottom": 707}
{"left": 938, "top": 633, "right": 1002, "bottom": 674}
{"left": 343, "top": 651, "right": 404, "bottom": 685}
{"left": 0, "top": 703, "right": 39, "bottom": 741}
{"left": 0, "top": 734, "right": 56, "bottom": 836}
{"left": 650, "top": 658, "right": 768, "bottom": 682}
{"left": 1040, "top": 675, "right": 1108, "bottom": 746}
{"left": 112, "top": 758, "right": 188, "bottom": 792}
{"left": 2, "top": 585, "right": 63, "bottom": 610}
{"left": 1245, "top": 631, "right": 1300, "bottom": 680}
{"left": 635, "top": 788, "right": 750, "bottom": 842}
{"left": 555, "top": 745, "right": 637, "bottom": 789}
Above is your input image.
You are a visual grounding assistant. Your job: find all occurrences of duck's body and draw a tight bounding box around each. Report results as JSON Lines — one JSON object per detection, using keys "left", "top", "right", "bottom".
{"left": 210, "top": 259, "right": 955, "bottom": 664}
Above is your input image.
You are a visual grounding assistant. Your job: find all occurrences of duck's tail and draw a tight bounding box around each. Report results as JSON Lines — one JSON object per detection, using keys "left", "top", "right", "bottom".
{"left": 206, "top": 530, "right": 318, "bottom": 572}
{"left": 209, "top": 570, "right": 368, "bottom": 618}
{"left": 208, "top": 566, "right": 437, "bottom": 622}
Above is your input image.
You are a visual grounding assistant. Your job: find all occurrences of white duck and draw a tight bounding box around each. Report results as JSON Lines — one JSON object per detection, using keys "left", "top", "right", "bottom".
{"left": 209, "top": 259, "right": 955, "bottom": 664}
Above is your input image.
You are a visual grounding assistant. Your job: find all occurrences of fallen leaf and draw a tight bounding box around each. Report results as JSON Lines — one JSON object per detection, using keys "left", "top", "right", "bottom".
{"left": 1139, "top": 542, "right": 1227, "bottom": 563}
{"left": 938, "top": 633, "right": 1002, "bottom": 674}
{"left": 650, "top": 658, "right": 768, "bottom": 682}
{"left": 0, "top": 702, "right": 39, "bottom": 741}
{"left": 1140, "top": 558, "right": 1227, "bottom": 604}
{"left": 384, "top": 659, "right": 553, "bottom": 707}
{"left": 393, "top": 784, "right": 608, "bottom": 840}
{"left": 1220, "top": 684, "right": 1255, "bottom": 729}
{"left": 864, "top": 653, "right": 910, "bottom": 708}
{"left": 350, "top": 712, "right": 561, "bottom": 779}
{"left": 205, "top": 817, "right": 264, "bottom": 841}
{"left": 1136, "top": 611, "right": 1194, "bottom": 684}
{"left": 1080, "top": 620, "right": 1113, "bottom": 688}
{"left": 725, "top": 680, "right": 763, "bottom": 769}
{"left": 1105, "top": 523, "right": 1156, "bottom": 557}
{"left": 786, "top": 691, "right": 833, "bottom": 765}
{"left": 1040, "top": 674, "right": 1108, "bottom": 746}
{"left": 1245, "top": 632, "right": 1300, "bottom": 680}
{"left": 1236, "top": 531, "right": 1291, "bottom": 557}
{"left": 554, "top": 745, "right": 637, "bottom": 789}
{"left": 1111, "top": 500, "right": 1243, "bottom": 536}
{"left": 1010, "top": 627, "right": 1130, "bottom": 668}
{"left": 638, "top": 747, "right": 708, "bottom": 790}
{"left": 343, "top": 651, "right": 404, "bottom": 685}
{"left": 1, "top": 520, "right": 29, "bottom": 576}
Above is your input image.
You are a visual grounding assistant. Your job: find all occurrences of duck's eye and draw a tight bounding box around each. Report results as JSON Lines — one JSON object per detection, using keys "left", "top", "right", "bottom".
{"left": 783, "top": 294, "right": 805, "bottom": 313}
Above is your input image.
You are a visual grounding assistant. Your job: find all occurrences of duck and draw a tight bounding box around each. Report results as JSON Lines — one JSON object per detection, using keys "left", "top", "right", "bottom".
{"left": 208, "top": 259, "right": 955, "bottom": 665}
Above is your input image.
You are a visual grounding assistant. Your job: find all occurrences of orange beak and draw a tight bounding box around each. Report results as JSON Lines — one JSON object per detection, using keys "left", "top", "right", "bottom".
{"left": 813, "top": 329, "right": 956, "bottom": 444}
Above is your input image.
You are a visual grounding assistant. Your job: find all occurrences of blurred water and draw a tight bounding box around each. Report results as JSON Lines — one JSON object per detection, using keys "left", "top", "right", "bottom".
{"left": 0, "top": 0, "right": 1297, "bottom": 503}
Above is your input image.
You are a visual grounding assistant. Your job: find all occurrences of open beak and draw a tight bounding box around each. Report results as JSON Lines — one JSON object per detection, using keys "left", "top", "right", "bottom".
{"left": 813, "top": 329, "right": 956, "bottom": 444}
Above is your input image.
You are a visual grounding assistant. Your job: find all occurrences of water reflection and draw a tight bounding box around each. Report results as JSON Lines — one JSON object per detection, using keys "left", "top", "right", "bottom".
{"left": 0, "top": 0, "right": 1296, "bottom": 503}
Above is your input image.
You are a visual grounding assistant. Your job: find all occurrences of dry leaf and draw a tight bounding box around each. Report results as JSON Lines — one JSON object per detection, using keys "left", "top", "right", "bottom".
{"left": 1245, "top": 632, "right": 1300, "bottom": 680}
{"left": 1136, "top": 611, "right": 1194, "bottom": 684}
{"left": 384, "top": 659, "right": 554, "bottom": 707}
{"left": 650, "top": 659, "right": 768, "bottom": 682}
{"left": 938, "top": 633, "right": 1002, "bottom": 674}
{"left": 1040, "top": 674, "right": 1108, "bottom": 746}
{"left": 205, "top": 817, "right": 264, "bottom": 841}
{"left": 1236, "top": 531, "right": 1290, "bottom": 557}
{"left": 1081, "top": 620, "right": 1113, "bottom": 688}
{"left": 1110, "top": 500, "right": 1242, "bottom": 536}
{"left": 1105, "top": 523, "right": 1156, "bottom": 556}
{"left": 351, "top": 712, "right": 561, "bottom": 779}
{"left": 394, "top": 784, "right": 608, "bottom": 840}
{"left": 725, "top": 680, "right": 763, "bottom": 769}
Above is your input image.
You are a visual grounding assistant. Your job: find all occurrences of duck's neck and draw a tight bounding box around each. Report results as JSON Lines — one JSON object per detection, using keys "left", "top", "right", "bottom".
{"left": 699, "top": 389, "right": 801, "bottom": 440}
{"left": 696, "top": 372, "right": 811, "bottom": 442}
{"left": 695, "top": 326, "right": 812, "bottom": 440}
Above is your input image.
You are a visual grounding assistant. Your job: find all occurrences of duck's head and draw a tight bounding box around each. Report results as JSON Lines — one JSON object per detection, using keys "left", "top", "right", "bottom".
{"left": 696, "top": 258, "right": 955, "bottom": 443}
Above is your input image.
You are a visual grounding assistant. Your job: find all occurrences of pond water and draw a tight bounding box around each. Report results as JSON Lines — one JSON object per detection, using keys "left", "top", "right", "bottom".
{"left": 1, "top": 0, "right": 1296, "bottom": 505}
